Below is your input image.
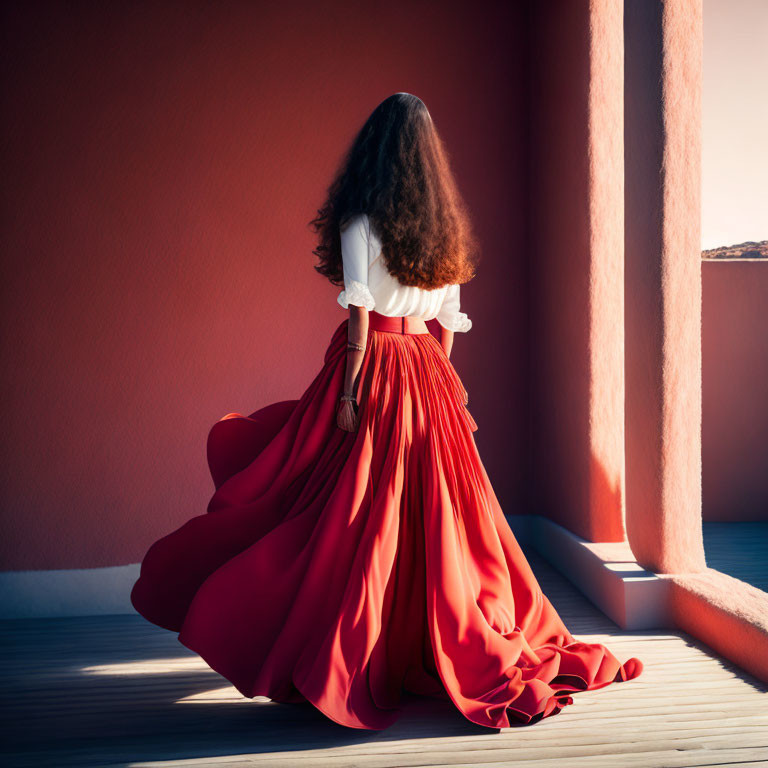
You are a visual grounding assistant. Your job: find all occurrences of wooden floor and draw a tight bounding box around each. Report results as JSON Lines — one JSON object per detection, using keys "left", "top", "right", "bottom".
{"left": 2, "top": 549, "right": 767, "bottom": 768}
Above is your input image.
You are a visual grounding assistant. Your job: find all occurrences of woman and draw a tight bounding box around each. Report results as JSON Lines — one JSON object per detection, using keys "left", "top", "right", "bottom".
{"left": 130, "top": 92, "right": 642, "bottom": 731}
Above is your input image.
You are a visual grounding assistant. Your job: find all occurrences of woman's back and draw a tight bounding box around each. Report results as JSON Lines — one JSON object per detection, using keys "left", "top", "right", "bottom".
{"left": 337, "top": 213, "right": 472, "bottom": 333}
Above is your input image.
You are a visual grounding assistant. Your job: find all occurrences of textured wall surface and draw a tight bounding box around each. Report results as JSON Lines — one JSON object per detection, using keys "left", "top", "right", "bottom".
{"left": 0, "top": 0, "right": 529, "bottom": 570}
{"left": 624, "top": 0, "right": 705, "bottom": 573}
{"left": 702, "top": 261, "right": 768, "bottom": 522}
{"left": 528, "top": 0, "right": 625, "bottom": 542}
{"left": 586, "top": 0, "right": 626, "bottom": 542}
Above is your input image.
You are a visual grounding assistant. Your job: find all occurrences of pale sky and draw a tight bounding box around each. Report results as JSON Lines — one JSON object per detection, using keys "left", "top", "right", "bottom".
{"left": 702, "top": 0, "right": 768, "bottom": 250}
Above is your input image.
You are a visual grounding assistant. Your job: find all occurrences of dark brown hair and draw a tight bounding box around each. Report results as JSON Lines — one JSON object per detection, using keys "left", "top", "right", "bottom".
{"left": 310, "top": 93, "right": 479, "bottom": 290}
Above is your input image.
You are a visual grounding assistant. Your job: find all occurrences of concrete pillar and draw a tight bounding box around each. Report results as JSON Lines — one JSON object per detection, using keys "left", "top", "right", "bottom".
{"left": 624, "top": 0, "right": 706, "bottom": 573}
{"left": 586, "top": 0, "right": 626, "bottom": 542}
{"left": 529, "top": 0, "right": 625, "bottom": 543}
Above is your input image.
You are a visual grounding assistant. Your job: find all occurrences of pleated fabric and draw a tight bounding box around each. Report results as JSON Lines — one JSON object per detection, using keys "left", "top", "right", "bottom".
{"left": 130, "top": 318, "right": 643, "bottom": 730}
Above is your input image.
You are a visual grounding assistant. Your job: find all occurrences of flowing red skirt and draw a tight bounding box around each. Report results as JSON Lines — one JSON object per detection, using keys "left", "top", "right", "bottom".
{"left": 130, "top": 317, "right": 643, "bottom": 730}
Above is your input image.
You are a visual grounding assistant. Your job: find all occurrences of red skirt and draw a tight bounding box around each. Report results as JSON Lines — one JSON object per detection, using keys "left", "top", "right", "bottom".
{"left": 130, "top": 311, "right": 643, "bottom": 730}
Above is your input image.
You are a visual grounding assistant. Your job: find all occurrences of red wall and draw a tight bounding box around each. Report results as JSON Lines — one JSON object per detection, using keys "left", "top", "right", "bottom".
{"left": 702, "top": 261, "right": 768, "bottom": 522}
{"left": 0, "top": 0, "right": 529, "bottom": 569}
{"left": 527, "top": 1, "right": 595, "bottom": 533}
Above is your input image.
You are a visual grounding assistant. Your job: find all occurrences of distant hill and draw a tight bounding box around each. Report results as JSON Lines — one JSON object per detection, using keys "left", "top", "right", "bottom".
{"left": 702, "top": 240, "right": 767, "bottom": 259}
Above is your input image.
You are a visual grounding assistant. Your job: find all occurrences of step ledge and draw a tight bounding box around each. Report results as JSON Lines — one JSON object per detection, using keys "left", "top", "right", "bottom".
{"left": 506, "top": 513, "right": 671, "bottom": 630}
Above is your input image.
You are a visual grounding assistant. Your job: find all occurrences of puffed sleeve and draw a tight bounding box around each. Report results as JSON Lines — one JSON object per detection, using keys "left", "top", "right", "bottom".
{"left": 337, "top": 213, "right": 376, "bottom": 311}
{"left": 436, "top": 283, "right": 472, "bottom": 332}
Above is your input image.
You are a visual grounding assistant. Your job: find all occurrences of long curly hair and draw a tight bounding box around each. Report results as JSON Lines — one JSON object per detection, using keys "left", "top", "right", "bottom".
{"left": 310, "top": 93, "right": 480, "bottom": 290}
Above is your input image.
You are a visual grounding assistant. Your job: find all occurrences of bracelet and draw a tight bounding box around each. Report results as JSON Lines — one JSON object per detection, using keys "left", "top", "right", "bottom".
{"left": 347, "top": 341, "right": 365, "bottom": 352}
{"left": 340, "top": 393, "right": 357, "bottom": 402}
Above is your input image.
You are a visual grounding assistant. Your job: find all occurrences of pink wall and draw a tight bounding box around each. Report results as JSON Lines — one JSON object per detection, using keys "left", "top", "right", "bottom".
{"left": 0, "top": 0, "right": 530, "bottom": 570}
{"left": 623, "top": 0, "right": 705, "bottom": 574}
{"left": 702, "top": 261, "right": 768, "bottom": 522}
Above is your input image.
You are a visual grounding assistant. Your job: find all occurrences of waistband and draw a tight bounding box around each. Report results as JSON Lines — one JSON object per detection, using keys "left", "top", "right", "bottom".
{"left": 367, "top": 310, "right": 429, "bottom": 335}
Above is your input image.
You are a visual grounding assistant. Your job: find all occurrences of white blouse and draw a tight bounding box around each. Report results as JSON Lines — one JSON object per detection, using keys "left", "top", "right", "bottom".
{"left": 336, "top": 213, "right": 472, "bottom": 332}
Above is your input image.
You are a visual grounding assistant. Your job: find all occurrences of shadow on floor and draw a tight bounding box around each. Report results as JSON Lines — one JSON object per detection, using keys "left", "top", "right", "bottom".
{"left": 1, "top": 550, "right": 765, "bottom": 768}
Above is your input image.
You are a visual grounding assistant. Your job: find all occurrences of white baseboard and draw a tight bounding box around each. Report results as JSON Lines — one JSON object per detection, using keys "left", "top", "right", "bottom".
{"left": 0, "top": 563, "right": 140, "bottom": 619}
{"left": 0, "top": 515, "right": 669, "bottom": 627}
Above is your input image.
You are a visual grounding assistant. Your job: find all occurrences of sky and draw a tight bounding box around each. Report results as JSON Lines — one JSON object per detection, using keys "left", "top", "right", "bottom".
{"left": 702, "top": 0, "right": 768, "bottom": 250}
